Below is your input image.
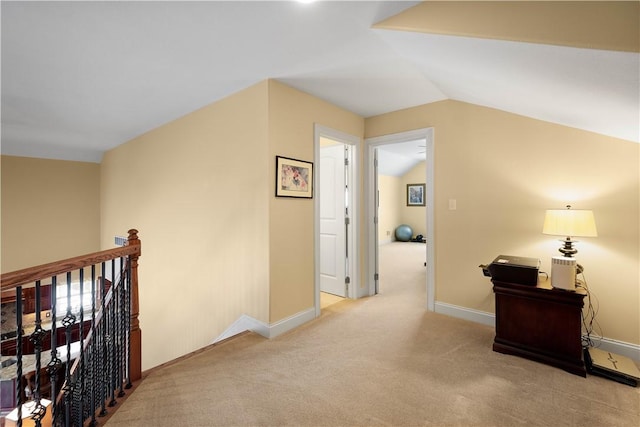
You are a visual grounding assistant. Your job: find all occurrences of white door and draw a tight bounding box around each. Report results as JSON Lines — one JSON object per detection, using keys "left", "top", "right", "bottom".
{"left": 320, "top": 144, "right": 347, "bottom": 297}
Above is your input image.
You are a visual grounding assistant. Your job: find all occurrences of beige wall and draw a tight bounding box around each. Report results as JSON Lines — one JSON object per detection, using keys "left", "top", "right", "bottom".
{"left": 365, "top": 100, "right": 639, "bottom": 346}
{"left": 1, "top": 156, "right": 100, "bottom": 273}
{"left": 399, "top": 161, "right": 427, "bottom": 238}
{"left": 99, "top": 80, "right": 363, "bottom": 369}
{"left": 378, "top": 174, "right": 401, "bottom": 243}
{"left": 267, "top": 80, "right": 364, "bottom": 322}
{"left": 101, "top": 82, "right": 271, "bottom": 369}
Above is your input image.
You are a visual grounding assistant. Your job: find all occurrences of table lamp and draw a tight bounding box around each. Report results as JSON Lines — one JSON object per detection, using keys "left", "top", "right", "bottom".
{"left": 542, "top": 205, "right": 597, "bottom": 257}
{"left": 542, "top": 205, "right": 597, "bottom": 290}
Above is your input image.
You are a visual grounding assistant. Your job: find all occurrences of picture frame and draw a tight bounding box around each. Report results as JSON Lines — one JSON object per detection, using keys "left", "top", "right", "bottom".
{"left": 406, "top": 183, "right": 425, "bottom": 206}
{"left": 276, "top": 156, "right": 313, "bottom": 198}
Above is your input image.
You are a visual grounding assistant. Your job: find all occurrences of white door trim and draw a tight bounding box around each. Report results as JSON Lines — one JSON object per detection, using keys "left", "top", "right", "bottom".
{"left": 364, "top": 128, "right": 435, "bottom": 311}
{"left": 314, "top": 124, "right": 360, "bottom": 317}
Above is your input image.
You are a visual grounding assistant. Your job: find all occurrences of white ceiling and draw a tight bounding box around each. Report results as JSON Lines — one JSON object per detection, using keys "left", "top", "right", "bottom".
{"left": 2, "top": 1, "right": 638, "bottom": 163}
{"left": 377, "top": 139, "right": 426, "bottom": 177}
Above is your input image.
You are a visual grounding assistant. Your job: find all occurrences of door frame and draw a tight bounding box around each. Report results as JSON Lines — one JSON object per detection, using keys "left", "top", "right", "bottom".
{"left": 364, "top": 128, "right": 435, "bottom": 311}
{"left": 314, "top": 124, "right": 360, "bottom": 317}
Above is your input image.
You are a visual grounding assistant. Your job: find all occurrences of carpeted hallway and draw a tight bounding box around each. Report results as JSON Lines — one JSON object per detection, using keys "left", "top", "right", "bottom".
{"left": 105, "top": 242, "right": 639, "bottom": 426}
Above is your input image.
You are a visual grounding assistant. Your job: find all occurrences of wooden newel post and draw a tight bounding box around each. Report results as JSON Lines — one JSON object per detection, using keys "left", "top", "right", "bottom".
{"left": 127, "top": 229, "right": 142, "bottom": 382}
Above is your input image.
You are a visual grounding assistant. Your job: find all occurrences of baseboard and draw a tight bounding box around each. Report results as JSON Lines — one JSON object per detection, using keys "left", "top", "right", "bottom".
{"left": 435, "top": 301, "right": 495, "bottom": 327}
{"left": 213, "top": 314, "right": 268, "bottom": 343}
{"left": 590, "top": 337, "right": 640, "bottom": 362}
{"left": 214, "top": 307, "right": 316, "bottom": 343}
{"left": 434, "top": 301, "right": 640, "bottom": 362}
{"left": 266, "top": 307, "right": 316, "bottom": 338}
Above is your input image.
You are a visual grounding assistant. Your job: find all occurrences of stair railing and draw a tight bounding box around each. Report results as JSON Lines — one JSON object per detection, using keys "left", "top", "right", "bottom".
{"left": 0, "top": 229, "right": 141, "bottom": 427}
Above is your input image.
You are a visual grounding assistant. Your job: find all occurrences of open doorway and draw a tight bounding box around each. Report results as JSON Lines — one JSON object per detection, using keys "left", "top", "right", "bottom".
{"left": 314, "top": 125, "right": 359, "bottom": 316}
{"left": 376, "top": 140, "right": 428, "bottom": 294}
{"left": 364, "top": 128, "right": 435, "bottom": 310}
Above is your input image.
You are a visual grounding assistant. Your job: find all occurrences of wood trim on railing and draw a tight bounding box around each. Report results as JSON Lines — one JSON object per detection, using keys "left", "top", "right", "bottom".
{"left": 1, "top": 230, "right": 141, "bottom": 291}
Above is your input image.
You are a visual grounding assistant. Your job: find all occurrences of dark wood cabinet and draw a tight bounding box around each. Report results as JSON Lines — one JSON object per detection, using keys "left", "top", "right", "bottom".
{"left": 22, "top": 285, "right": 52, "bottom": 313}
{"left": 492, "top": 278, "right": 587, "bottom": 377}
{"left": 1, "top": 284, "right": 52, "bottom": 314}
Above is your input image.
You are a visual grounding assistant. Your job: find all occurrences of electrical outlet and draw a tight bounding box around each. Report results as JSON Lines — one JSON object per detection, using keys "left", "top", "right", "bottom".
{"left": 386, "top": 231, "right": 391, "bottom": 236}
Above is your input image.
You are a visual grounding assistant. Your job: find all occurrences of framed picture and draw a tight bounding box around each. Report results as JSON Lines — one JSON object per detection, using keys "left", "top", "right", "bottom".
{"left": 406, "top": 183, "right": 425, "bottom": 206}
{"left": 276, "top": 156, "right": 313, "bottom": 198}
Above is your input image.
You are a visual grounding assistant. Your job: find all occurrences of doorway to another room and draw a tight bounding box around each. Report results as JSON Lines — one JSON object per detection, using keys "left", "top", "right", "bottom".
{"left": 376, "top": 140, "right": 428, "bottom": 295}
{"left": 365, "top": 128, "right": 435, "bottom": 311}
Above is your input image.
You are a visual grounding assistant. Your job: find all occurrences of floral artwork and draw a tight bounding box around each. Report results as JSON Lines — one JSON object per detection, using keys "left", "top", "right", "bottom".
{"left": 281, "top": 164, "right": 309, "bottom": 192}
{"left": 276, "top": 156, "right": 313, "bottom": 198}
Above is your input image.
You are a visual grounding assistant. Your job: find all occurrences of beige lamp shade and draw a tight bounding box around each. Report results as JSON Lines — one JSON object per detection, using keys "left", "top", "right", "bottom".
{"left": 542, "top": 208, "right": 598, "bottom": 237}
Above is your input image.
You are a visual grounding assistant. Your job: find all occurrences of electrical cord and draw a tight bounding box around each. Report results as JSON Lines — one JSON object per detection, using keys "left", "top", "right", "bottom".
{"left": 576, "top": 271, "right": 603, "bottom": 349}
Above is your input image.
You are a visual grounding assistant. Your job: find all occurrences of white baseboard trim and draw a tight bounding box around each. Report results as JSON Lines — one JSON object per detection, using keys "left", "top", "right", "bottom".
{"left": 266, "top": 307, "right": 316, "bottom": 338}
{"left": 435, "top": 301, "right": 495, "bottom": 327}
{"left": 434, "top": 301, "right": 640, "bottom": 362}
{"left": 213, "top": 307, "right": 316, "bottom": 343}
{"left": 590, "top": 337, "right": 640, "bottom": 362}
{"left": 213, "top": 314, "right": 267, "bottom": 343}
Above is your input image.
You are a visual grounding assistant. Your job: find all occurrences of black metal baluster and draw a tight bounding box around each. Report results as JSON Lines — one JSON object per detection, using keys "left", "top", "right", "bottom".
{"left": 15, "top": 286, "right": 23, "bottom": 427}
{"left": 89, "top": 265, "right": 97, "bottom": 426}
{"left": 103, "top": 303, "right": 110, "bottom": 408}
{"left": 96, "top": 321, "right": 106, "bottom": 418}
{"left": 125, "top": 257, "right": 132, "bottom": 389}
{"left": 61, "top": 271, "right": 75, "bottom": 427}
{"left": 112, "top": 265, "right": 119, "bottom": 401}
{"left": 118, "top": 257, "right": 126, "bottom": 398}
{"left": 33, "top": 281, "right": 42, "bottom": 400}
{"left": 118, "top": 260, "right": 124, "bottom": 395}
{"left": 84, "top": 341, "right": 94, "bottom": 426}
{"left": 46, "top": 276, "right": 62, "bottom": 427}
{"left": 108, "top": 260, "right": 117, "bottom": 408}
{"left": 77, "top": 268, "right": 86, "bottom": 426}
{"left": 104, "top": 268, "right": 112, "bottom": 409}
{"left": 98, "top": 263, "right": 108, "bottom": 418}
{"left": 29, "top": 281, "right": 48, "bottom": 427}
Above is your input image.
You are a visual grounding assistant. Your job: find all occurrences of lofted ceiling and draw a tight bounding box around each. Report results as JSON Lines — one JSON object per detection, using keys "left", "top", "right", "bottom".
{"left": 1, "top": 1, "right": 638, "bottom": 163}
{"left": 377, "top": 139, "right": 427, "bottom": 177}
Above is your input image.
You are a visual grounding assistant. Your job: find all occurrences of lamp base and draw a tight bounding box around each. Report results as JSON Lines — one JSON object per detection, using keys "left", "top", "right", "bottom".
{"left": 558, "top": 237, "right": 578, "bottom": 257}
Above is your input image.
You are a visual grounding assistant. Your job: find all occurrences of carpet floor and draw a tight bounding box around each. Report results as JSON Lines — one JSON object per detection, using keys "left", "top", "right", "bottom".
{"left": 105, "top": 242, "right": 639, "bottom": 426}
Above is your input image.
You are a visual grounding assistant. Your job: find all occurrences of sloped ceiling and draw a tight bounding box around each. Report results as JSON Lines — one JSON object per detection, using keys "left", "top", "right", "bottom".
{"left": 1, "top": 1, "right": 638, "bottom": 163}
{"left": 377, "top": 139, "right": 427, "bottom": 177}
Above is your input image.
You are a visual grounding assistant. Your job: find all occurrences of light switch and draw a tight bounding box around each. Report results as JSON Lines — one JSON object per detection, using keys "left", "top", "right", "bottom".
{"left": 449, "top": 199, "right": 457, "bottom": 210}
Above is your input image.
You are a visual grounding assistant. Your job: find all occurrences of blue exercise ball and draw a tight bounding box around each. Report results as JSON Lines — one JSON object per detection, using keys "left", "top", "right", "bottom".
{"left": 395, "top": 224, "right": 413, "bottom": 242}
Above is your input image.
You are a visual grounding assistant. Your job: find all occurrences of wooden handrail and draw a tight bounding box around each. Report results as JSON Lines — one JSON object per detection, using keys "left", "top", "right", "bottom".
{"left": 1, "top": 229, "right": 141, "bottom": 290}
